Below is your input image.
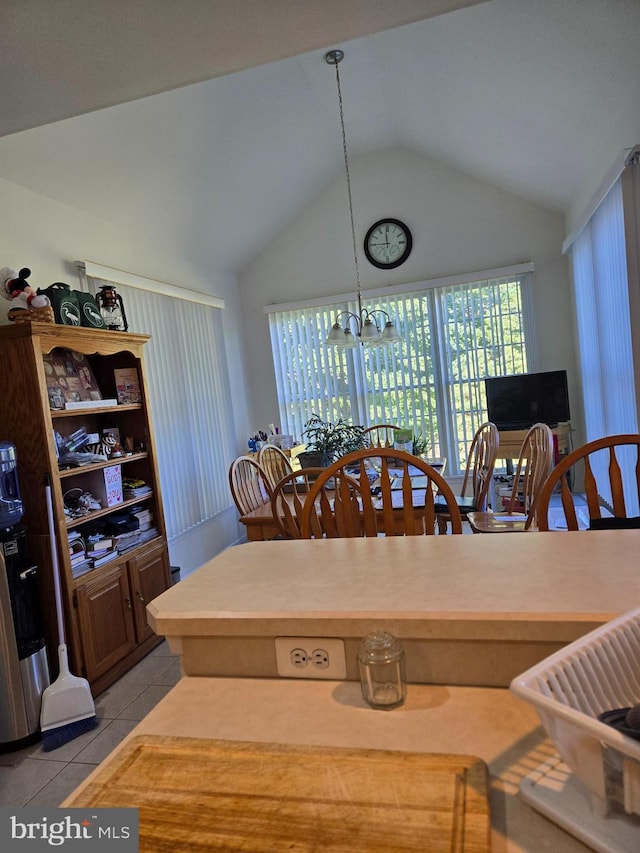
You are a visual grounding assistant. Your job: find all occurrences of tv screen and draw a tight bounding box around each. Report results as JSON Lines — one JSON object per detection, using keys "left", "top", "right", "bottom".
{"left": 485, "top": 370, "right": 570, "bottom": 430}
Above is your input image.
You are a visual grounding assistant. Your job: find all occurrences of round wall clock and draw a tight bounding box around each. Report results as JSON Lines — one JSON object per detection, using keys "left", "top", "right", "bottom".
{"left": 364, "top": 218, "right": 413, "bottom": 269}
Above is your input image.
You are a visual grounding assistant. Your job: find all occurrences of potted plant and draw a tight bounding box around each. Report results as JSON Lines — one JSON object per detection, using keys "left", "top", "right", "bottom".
{"left": 412, "top": 431, "right": 431, "bottom": 458}
{"left": 299, "top": 414, "right": 366, "bottom": 467}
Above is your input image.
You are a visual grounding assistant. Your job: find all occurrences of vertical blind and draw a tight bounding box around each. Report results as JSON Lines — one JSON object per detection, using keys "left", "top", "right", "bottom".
{"left": 87, "top": 275, "right": 236, "bottom": 540}
{"left": 569, "top": 175, "right": 639, "bottom": 513}
{"left": 268, "top": 269, "right": 532, "bottom": 474}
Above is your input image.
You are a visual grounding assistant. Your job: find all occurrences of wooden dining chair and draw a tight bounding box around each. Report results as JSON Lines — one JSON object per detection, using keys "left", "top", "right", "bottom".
{"left": 270, "top": 468, "right": 328, "bottom": 539}
{"left": 536, "top": 434, "right": 640, "bottom": 531}
{"left": 299, "top": 448, "right": 462, "bottom": 538}
{"left": 435, "top": 422, "right": 499, "bottom": 533}
{"left": 228, "top": 456, "right": 272, "bottom": 516}
{"left": 363, "top": 424, "right": 400, "bottom": 448}
{"left": 258, "top": 443, "right": 293, "bottom": 490}
{"left": 467, "top": 423, "right": 554, "bottom": 533}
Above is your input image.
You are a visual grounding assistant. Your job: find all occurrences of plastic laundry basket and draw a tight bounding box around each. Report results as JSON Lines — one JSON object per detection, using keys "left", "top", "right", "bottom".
{"left": 510, "top": 605, "right": 640, "bottom": 819}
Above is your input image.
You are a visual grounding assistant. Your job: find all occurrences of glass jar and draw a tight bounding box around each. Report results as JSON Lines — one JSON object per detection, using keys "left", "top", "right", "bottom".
{"left": 357, "top": 630, "right": 406, "bottom": 709}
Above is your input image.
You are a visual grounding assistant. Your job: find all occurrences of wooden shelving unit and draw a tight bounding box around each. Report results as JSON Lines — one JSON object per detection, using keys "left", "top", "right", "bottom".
{"left": 0, "top": 322, "right": 171, "bottom": 696}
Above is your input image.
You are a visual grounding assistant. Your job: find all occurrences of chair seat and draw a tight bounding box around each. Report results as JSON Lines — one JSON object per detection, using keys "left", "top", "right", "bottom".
{"left": 435, "top": 495, "right": 477, "bottom": 514}
{"left": 467, "top": 511, "right": 530, "bottom": 533}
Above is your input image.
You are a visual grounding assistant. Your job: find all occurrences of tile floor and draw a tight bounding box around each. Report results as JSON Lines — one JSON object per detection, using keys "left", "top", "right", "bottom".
{"left": 0, "top": 640, "right": 181, "bottom": 807}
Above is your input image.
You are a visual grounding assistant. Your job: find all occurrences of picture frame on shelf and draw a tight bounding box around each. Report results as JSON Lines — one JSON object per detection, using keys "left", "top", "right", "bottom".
{"left": 114, "top": 367, "right": 142, "bottom": 404}
{"left": 43, "top": 348, "right": 103, "bottom": 409}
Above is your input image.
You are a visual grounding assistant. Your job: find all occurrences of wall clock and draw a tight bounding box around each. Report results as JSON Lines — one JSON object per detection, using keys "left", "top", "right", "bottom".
{"left": 364, "top": 218, "right": 413, "bottom": 269}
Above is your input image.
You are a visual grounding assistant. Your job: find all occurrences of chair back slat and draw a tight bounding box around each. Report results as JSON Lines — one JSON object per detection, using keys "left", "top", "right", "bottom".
{"left": 608, "top": 448, "right": 626, "bottom": 517}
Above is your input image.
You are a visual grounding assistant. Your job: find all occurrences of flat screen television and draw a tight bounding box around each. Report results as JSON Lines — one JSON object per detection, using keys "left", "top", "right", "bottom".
{"left": 484, "top": 370, "right": 570, "bottom": 430}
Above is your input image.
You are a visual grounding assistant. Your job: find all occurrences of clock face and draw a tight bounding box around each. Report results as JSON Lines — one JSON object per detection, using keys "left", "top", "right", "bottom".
{"left": 364, "top": 219, "right": 413, "bottom": 269}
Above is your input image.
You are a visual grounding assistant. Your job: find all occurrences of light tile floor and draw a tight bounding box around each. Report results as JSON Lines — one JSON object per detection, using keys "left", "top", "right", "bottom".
{"left": 0, "top": 640, "right": 181, "bottom": 807}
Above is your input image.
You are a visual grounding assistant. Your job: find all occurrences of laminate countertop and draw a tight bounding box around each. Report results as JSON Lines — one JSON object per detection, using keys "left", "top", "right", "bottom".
{"left": 62, "top": 676, "right": 595, "bottom": 852}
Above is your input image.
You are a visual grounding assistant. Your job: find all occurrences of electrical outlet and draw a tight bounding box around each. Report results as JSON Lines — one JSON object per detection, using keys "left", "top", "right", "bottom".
{"left": 275, "top": 637, "right": 346, "bottom": 679}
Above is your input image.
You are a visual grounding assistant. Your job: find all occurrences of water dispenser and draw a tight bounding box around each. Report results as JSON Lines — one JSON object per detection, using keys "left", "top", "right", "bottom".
{"left": 0, "top": 442, "right": 50, "bottom": 749}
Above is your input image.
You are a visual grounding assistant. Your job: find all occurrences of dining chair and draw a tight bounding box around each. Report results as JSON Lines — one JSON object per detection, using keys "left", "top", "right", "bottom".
{"left": 228, "top": 455, "right": 272, "bottom": 516}
{"left": 270, "top": 468, "right": 328, "bottom": 539}
{"left": 435, "top": 422, "right": 499, "bottom": 534}
{"left": 467, "top": 423, "right": 554, "bottom": 533}
{"left": 258, "top": 443, "right": 293, "bottom": 490}
{"left": 299, "top": 448, "right": 462, "bottom": 538}
{"left": 363, "top": 424, "right": 400, "bottom": 448}
{"left": 535, "top": 434, "right": 640, "bottom": 531}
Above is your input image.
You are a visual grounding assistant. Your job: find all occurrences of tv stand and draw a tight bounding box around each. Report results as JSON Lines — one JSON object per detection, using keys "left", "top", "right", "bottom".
{"left": 496, "top": 423, "right": 572, "bottom": 463}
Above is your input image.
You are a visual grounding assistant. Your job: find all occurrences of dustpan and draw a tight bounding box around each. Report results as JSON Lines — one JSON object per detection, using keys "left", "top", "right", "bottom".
{"left": 40, "top": 474, "right": 98, "bottom": 751}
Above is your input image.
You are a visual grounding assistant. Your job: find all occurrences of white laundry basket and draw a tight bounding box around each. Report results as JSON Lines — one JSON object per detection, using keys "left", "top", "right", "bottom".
{"left": 510, "top": 605, "right": 640, "bottom": 820}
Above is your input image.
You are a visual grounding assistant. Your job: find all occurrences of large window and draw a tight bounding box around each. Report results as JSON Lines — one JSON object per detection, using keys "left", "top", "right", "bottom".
{"left": 268, "top": 266, "right": 533, "bottom": 473}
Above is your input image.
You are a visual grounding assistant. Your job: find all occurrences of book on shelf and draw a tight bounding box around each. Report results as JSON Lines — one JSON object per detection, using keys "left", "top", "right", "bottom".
{"left": 113, "top": 367, "right": 142, "bottom": 405}
{"left": 72, "top": 560, "right": 94, "bottom": 578}
{"left": 86, "top": 537, "right": 114, "bottom": 553}
{"left": 91, "top": 549, "right": 120, "bottom": 568}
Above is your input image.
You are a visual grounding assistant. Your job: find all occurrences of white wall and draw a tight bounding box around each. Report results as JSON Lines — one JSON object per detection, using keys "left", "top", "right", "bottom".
{"left": 0, "top": 176, "right": 250, "bottom": 574}
{"left": 239, "top": 147, "right": 580, "bottom": 440}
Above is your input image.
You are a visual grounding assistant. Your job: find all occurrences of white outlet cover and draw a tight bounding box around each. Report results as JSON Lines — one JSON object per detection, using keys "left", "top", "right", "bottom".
{"left": 275, "top": 637, "right": 347, "bottom": 679}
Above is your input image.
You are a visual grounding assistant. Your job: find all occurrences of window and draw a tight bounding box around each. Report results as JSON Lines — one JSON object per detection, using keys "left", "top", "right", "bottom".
{"left": 84, "top": 267, "right": 235, "bottom": 541}
{"left": 267, "top": 266, "right": 533, "bottom": 474}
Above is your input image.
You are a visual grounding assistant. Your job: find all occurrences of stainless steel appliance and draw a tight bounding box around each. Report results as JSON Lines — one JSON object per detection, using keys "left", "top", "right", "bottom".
{"left": 0, "top": 442, "right": 50, "bottom": 749}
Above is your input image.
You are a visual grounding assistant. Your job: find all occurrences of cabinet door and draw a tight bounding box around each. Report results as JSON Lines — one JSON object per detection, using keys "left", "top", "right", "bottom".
{"left": 128, "top": 545, "right": 171, "bottom": 643}
{"left": 76, "top": 563, "right": 137, "bottom": 682}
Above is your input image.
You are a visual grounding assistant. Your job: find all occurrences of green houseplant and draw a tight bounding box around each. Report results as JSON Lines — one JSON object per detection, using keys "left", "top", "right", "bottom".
{"left": 299, "top": 414, "right": 366, "bottom": 467}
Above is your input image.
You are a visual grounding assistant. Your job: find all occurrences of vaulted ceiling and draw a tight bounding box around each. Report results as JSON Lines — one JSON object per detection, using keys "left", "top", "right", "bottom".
{"left": 1, "top": 0, "right": 638, "bottom": 272}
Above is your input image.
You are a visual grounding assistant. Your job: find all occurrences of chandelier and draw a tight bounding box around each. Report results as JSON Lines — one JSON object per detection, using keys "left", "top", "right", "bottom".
{"left": 324, "top": 49, "right": 400, "bottom": 348}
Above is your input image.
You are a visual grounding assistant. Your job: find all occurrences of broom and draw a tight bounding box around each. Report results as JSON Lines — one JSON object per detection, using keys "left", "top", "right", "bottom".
{"left": 40, "top": 474, "right": 98, "bottom": 751}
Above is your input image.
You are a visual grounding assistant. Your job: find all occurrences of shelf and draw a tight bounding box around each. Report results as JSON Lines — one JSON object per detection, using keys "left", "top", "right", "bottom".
{"left": 59, "top": 452, "right": 148, "bottom": 478}
{"left": 65, "top": 492, "right": 154, "bottom": 530}
{"left": 71, "top": 535, "right": 165, "bottom": 586}
{"left": 51, "top": 403, "right": 142, "bottom": 418}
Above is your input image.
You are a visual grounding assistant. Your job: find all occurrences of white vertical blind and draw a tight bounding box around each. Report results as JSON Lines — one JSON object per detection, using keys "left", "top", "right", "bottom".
{"left": 87, "top": 275, "right": 236, "bottom": 540}
{"left": 570, "top": 176, "right": 639, "bottom": 514}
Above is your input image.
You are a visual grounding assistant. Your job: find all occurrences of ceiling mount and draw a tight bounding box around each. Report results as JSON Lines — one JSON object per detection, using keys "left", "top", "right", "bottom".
{"left": 325, "top": 49, "right": 344, "bottom": 66}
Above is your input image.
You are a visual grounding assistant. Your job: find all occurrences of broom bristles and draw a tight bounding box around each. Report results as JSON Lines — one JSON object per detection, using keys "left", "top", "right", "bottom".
{"left": 41, "top": 716, "right": 99, "bottom": 752}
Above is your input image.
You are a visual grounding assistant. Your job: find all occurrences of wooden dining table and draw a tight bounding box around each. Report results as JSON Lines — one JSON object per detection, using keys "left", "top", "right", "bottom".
{"left": 239, "top": 458, "right": 447, "bottom": 541}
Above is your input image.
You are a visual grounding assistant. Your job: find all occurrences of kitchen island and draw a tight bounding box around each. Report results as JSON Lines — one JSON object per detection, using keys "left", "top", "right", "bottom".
{"left": 147, "top": 531, "right": 640, "bottom": 687}
{"left": 64, "top": 531, "right": 640, "bottom": 850}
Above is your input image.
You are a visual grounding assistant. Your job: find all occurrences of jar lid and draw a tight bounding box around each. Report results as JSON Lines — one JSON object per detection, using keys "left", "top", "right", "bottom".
{"left": 357, "top": 629, "right": 403, "bottom": 663}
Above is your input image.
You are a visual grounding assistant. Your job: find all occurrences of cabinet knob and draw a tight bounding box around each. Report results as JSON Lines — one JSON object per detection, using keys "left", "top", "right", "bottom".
{"left": 125, "top": 597, "right": 132, "bottom": 610}
{"left": 136, "top": 590, "right": 145, "bottom": 604}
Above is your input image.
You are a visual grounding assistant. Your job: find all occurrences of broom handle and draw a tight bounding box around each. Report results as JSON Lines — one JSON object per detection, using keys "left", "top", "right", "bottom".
{"left": 44, "top": 474, "right": 66, "bottom": 647}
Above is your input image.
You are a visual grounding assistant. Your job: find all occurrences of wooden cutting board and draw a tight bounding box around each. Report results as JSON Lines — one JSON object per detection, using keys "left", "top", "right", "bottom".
{"left": 66, "top": 735, "right": 491, "bottom": 852}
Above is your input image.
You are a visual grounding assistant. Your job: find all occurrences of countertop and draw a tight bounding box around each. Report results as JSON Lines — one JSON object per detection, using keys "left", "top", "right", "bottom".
{"left": 149, "top": 532, "right": 640, "bottom": 639}
{"left": 62, "top": 676, "right": 593, "bottom": 852}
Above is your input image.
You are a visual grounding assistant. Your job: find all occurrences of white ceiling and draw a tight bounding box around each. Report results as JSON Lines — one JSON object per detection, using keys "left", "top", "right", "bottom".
{"left": 0, "top": 0, "right": 638, "bottom": 273}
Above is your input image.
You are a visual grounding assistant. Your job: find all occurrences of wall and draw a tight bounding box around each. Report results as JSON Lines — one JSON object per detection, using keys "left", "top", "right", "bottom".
{"left": 239, "top": 147, "right": 580, "bottom": 442}
{"left": 0, "top": 176, "right": 249, "bottom": 575}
